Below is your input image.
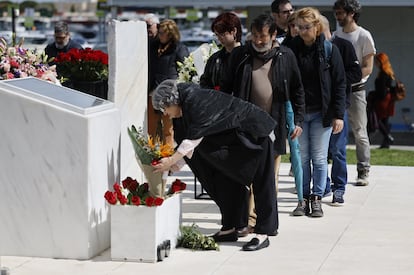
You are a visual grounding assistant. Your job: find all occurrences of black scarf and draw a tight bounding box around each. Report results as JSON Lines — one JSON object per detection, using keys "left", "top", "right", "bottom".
{"left": 246, "top": 41, "right": 279, "bottom": 64}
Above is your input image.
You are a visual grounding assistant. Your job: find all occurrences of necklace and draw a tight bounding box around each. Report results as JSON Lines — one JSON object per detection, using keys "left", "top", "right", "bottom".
{"left": 157, "top": 42, "right": 171, "bottom": 56}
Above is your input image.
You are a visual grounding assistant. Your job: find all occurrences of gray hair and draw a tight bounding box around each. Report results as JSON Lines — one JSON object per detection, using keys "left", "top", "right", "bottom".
{"left": 152, "top": 80, "right": 180, "bottom": 112}
{"left": 54, "top": 21, "right": 69, "bottom": 34}
{"left": 143, "top": 13, "right": 160, "bottom": 24}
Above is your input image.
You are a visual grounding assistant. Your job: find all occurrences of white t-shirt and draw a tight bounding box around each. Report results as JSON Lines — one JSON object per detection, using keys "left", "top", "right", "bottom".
{"left": 334, "top": 26, "right": 376, "bottom": 83}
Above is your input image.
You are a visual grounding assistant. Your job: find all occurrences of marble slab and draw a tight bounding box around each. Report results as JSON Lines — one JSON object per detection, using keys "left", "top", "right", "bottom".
{"left": 0, "top": 79, "right": 121, "bottom": 259}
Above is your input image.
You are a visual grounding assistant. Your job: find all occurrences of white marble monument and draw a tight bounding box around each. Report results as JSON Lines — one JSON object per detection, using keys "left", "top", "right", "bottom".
{"left": 0, "top": 78, "right": 120, "bottom": 259}
{"left": 0, "top": 20, "right": 150, "bottom": 260}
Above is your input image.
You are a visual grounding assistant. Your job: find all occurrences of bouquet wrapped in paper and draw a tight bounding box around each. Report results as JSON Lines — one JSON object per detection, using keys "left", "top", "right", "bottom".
{"left": 128, "top": 125, "right": 175, "bottom": 198}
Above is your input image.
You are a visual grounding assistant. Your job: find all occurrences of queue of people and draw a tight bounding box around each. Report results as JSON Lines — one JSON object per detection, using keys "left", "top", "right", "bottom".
{"left": 142, "top": 0, "right": 404, "bottom": 252}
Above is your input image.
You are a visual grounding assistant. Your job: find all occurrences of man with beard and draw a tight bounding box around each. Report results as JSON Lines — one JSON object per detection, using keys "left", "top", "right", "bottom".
{"left": 333, "top": 0, "right": 376, "bottom": 186}
{"left": 224, "top": 13, "right": 305, "bottom": 233}
{"left": 45, "top": 21, "right": 83, "bottom": 64}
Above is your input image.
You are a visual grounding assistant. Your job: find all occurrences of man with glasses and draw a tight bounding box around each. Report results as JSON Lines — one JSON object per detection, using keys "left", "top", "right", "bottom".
{"left": 271, "top": 0, "right": 295, "bottom": 43}
{"left": 333, "top": 0, "right": 376, "bottom": 186}
{"left": 45, "top": 21, "right": 83, "bottom": 64}
{"left": 144, "top": 13, "right": 160, "bottom": 41}
{"left": 224, "top": 14, "right": 305, "bottom": 243}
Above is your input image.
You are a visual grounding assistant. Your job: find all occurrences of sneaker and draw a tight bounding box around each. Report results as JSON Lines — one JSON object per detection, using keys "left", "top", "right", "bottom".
{"left": 323, "top": 185, "right": 332, "bottom": 198}
{"left": 331, "top": 192, "right": 344, "bottom": 206}
{"left": 310, "top": 195, "right": 323, "bottom": 218}
{"left": 292, "top": 199, "right": 309, "bottom": 216}
{"left": 356, "top": 169, "right": 369, "bottom": 186}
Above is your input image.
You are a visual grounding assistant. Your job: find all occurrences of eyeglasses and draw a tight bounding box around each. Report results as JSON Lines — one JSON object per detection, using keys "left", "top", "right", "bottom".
{"left": 214, "top": 32, "right": 228, "bottom": 38}
{"left": 279, "top": 9, "right": 294, "bottom": 15}
{"left": 296, "top": 24, "right": 314, "bottom": 31}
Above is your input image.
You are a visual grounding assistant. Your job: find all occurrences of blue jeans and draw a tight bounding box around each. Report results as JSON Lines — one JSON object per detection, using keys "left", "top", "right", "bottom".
{"left": 299, "top": 112, "right": 332, "bottom": 198}
{"left": 327, "top": 111, "right": 348, "bottom": 195}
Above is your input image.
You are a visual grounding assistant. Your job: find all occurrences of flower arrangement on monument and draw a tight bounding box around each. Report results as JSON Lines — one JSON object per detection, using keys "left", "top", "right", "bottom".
{"left": 104, "top": 177, "right": 186, "bottom": 207}
{"left": 127, "top": 125, "right": 176, "bottom": 198}
{"left": 54, "top": 47, "right": 108, "bottom": 82}
{"left": 0, "top": 37, "right": 57, "bottom": 83}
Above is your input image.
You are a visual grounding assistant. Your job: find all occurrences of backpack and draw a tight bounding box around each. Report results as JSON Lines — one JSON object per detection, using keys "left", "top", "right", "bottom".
{"left": 324, "top": 39, "right": 332, "bottom": 65}
{"left": 391, "top": 79, "right": 406, "bottom": 101}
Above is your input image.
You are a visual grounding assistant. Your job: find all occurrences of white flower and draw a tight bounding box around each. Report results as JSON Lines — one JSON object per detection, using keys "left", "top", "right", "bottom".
{"left": 177, "top": 41, "right": 220, "bottom": 84}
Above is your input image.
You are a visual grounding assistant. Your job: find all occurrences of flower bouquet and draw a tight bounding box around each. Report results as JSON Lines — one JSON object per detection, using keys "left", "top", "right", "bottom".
{"left": 177, "top": 41, "right": 219, "bottom": 83}
{"left": 127, "top": 125, "right": 175, "bottom": 198}
{"left": 54, "top": 47, "right": 109, "bottom": 99}
{"left": 54, "top": 47, "right": 108, "bottom": 82}
{"left": 104, "top": 177, "right": 186, "bottom": 207}
{"left": 0, "top": 37, "right": 58, "bottom": 83}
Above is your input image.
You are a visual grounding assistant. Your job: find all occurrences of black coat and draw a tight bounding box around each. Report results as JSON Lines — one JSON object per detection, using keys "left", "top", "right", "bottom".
{"left": 199, "top": 48, "right": 232, "bottom": 92}
{"left": 224, "top": 43, "right": 305, "bottom": 155}
{"left": 288, "top": 34, "right": 346, "bottom": 127}
{"left": 175, "top": 83, "right": 276, "bottom": 140}
{"left": 173, "top": 83, "right": 276, "bottom": 185}
{"left": 148, "top": 41, "right": 189, "bottom": 91}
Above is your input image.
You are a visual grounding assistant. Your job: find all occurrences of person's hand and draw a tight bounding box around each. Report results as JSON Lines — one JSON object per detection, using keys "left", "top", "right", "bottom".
{"left": 152, "top": 157, "right": 176, "bottom": 173}
{"left": 290, "top": 126, "right": 303, "bottom": 140}
{"left": 332, "top": 119, "right": 344, "bottom": 134}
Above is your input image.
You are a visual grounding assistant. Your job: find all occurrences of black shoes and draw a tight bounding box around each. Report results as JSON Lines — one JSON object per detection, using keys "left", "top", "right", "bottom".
{"left": 236, "top": 227, "right": 249, "bottom": 237}
{"left": 212, "top": 230, "right": 238, "bottom": 242}
{"left": 242, "top": 237, "right": 270, "bottom": 251}
{"left": 292, "top": 199, "right": 310, "bottom": 216}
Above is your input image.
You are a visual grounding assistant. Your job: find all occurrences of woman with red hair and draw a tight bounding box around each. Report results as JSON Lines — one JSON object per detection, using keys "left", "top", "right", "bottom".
{"left": 369, "top": 52, "right": 396, "bottom": 148}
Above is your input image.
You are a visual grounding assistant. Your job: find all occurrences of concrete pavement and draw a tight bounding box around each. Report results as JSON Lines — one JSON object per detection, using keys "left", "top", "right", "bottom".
{"left": 2, "top": 162, "right": 414, "bottom": 275}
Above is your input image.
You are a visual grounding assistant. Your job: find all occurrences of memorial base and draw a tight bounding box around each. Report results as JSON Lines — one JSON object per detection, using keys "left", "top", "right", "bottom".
{"left": 110, "top": 193, "right": 182, "bottom": 263}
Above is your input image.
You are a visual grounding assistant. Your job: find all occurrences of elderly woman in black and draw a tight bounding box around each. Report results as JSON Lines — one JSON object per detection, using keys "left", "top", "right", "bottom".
{"left": 151, "top": 80, "right": 278, "bottom": 251}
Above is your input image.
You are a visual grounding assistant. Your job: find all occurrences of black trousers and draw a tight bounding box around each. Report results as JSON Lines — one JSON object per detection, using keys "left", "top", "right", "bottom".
{"left": 187, "top": 131, "right": 278, "bottom": 234}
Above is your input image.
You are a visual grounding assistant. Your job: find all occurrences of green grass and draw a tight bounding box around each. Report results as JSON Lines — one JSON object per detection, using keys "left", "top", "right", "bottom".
{"left": 281, "top": 148, "right": 414, "bottom": 166}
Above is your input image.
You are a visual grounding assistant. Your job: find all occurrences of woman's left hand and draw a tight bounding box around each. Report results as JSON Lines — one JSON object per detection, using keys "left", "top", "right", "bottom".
{"left": 332, "top": 119, "right": 344, "bottom": 134}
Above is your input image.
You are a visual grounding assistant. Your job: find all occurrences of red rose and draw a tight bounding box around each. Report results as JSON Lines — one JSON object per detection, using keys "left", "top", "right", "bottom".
{"left": 172, "top": 185, "right": 181, "bottom": 193}
{"left": 104, "top": 191, "right": 117, "bottom": 205}
{"left": 151, "top": 159, "right": 160, "bottom": 166}
{"left": 9, "top": 60, "right": 19, "bottom": 68}
{"left": 145, "top": 197, "right": 155, "bottom": 206}
{"left": 180, "top": 182, "right": 187, "bottom": 191}
{"left": 143, "top": 182, "right": 149, "bottom": 191}
{"left": 122, "top": 177, "right": 138, "bottom": 191}
{"left": 154, "top": 197, "right": 164, "bottom": 206}
{"left": 131, "top": 196, "right": 141, "bottom": 206}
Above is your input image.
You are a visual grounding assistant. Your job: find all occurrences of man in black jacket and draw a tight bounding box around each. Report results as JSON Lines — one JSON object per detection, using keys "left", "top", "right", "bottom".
{"left": 224, "top": 14, "right": 305, "bottom": 231}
